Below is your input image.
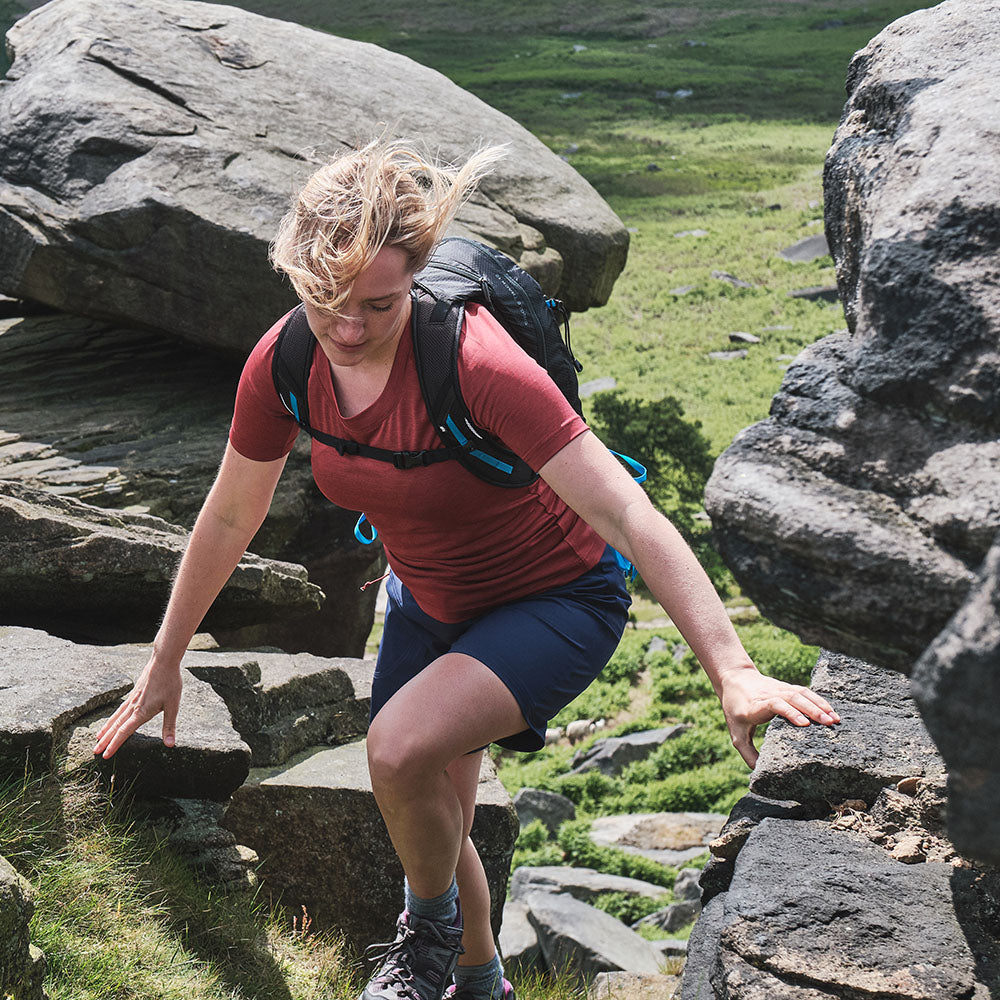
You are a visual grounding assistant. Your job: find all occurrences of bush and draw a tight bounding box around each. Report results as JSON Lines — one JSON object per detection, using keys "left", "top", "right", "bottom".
{"left": 512, "top": 819, "right": 566, "bottom": 871}
{"left": 591, "top": 891, "right": 668, "bottom": 925}
{"left": 737, "top": 622, "right": 819, "bottom": 686}
{"left": 587, "top": 391, "right": 714, "bottom": 539}
{"left": 556, "top": 819, "right": 677, "bottom": 888}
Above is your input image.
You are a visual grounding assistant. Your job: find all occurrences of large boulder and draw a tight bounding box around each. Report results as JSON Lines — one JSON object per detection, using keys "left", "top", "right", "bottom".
{"left": 704, "top": 0, "right": 1000, "bottom": 671}
{"left": 0, "top": 0, "right": 627, "bottom": 354}
{"left": 221, "top": 739, "right": 518, "bottom": 955}
{"left": 0, "top": 479, "right": 322, "bottom": 643}
{"left": 0, "top": 311, "right": 382, "bottom": 656}
{"left": 712, "top": 819, "right": 999, "bottom": 1000}
{"left": 702, "top": 0, "right": 1000, "bottom": 867}
{"left": 0, "top": 855, "right": 37, "bottom": 999}
{"left": 911, "top": 537, "right": 1000, "bottom": 866}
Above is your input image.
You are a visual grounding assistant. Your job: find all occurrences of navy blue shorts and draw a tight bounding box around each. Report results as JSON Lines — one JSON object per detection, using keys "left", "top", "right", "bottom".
{"left": 371, "top": 545, "right": 632, "bottom": 752}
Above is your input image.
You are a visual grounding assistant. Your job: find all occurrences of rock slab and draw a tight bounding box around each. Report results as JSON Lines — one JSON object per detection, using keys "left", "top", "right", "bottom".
{"left": 523, "top": 890, "right": 663, "bottom": 980}
{"left": 1, "top": 626, "right": 250, "bottom": 800}
{"left": 0, "top": 311, "right": 381, "bottom": 657}
{"left": 750, "top": 651, "right": 944, "bottom": 807}
{"left": 0, "top": 479, "right": 322, "bottom": 644}
{"left": 221, "top": 739, "right": 518, "bottom": 954}
{"left": 0, "top": 0, "right": 627, "bottom": 353}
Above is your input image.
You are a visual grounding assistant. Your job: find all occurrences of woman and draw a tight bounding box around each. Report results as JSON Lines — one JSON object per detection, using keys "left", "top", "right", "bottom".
{"left": 94, "top": 139, "right": 839, "bottom": 1000}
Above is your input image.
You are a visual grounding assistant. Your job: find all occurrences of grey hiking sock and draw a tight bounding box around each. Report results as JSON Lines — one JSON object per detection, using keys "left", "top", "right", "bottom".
{"left": 453, "top": 954, "right": 505, "bottom": 1000}
{"left": 404, "top": 876, "right": 459, "bottom": 926}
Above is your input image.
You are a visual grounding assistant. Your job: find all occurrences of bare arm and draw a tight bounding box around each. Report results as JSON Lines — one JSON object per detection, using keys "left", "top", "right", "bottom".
{"left": 93, "top": 443, "right": 288, "bottom": 758}
{"left": 539, "top": 430, "right": 839, "bottom": 767}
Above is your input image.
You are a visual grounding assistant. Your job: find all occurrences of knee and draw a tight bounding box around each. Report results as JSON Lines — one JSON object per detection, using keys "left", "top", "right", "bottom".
{"left": 366, "top": 718, "right": 436, "bottom": 795}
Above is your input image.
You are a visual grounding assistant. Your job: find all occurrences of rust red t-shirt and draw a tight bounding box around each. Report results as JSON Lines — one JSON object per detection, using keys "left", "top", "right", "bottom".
{"left": 229, "top": 302, "right": 606, "bottom": 622}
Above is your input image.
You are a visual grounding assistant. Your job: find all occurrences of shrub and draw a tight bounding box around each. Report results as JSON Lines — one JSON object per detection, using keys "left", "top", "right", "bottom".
{"left": 591, "top": 891, "right": 668, "bottom": 925}
{"left": 556, "top": 819, "right": 677, "bottom": 888}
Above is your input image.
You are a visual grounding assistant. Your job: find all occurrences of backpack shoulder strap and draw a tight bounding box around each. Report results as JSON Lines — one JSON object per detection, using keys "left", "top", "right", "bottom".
{"left": 271, "top": 301, "right": 467, "bottom": 470}
{"left": 271, "top": 304, "right": 316, "bottom": 428}
{"left": 411, "top": 287, "right": 538, "bottom": 489}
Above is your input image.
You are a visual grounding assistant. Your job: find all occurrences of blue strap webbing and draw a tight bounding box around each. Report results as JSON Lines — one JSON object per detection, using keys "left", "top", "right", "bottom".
{"left": 354, "top": 513, "right": 378, "bottom": 545}
{"left": 608, "top": 450, "right": 648, "bottom": 581}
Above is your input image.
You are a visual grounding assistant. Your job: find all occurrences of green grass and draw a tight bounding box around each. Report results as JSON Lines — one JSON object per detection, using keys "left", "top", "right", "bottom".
{"left": 0, "top": 771, "right": 361, "bottom": 1000}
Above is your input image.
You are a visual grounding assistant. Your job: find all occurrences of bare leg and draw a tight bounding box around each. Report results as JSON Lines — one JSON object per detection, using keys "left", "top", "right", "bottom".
{"left": 446, "top": 751, "right": 498, "bottom": 966}
{"left": 367, "top": 651, "right": 526, "bottom": 904}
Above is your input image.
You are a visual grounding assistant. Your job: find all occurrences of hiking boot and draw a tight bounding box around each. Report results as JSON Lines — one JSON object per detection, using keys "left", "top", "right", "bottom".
{"left": 444, "top": 977, "right": 515, "bottom": 1000}
{"left": 361, "top": 906, "right": 465, "bottom": 1000}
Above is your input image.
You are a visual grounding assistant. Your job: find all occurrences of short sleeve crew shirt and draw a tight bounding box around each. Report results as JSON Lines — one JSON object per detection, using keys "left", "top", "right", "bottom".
{"left": 229, "top": 302, "right": 607, "bottom": 622}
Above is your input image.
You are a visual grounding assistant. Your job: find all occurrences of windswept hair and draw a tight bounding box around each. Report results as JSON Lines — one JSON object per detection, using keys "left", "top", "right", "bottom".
{"left": 270, "top": 138, "right": 506, "bottom": 313}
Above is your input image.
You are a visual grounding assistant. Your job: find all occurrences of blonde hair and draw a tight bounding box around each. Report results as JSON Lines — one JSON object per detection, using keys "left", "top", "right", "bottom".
{"left": 270, "top": 138, "right": 506, "bottom": 314}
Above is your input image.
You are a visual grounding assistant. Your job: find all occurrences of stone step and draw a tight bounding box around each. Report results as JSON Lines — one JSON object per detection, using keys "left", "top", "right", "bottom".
{"left": 182, "top": 650, "right": 373, "bottom": 766}
{"left": 222, "top": 739, "right": 518, "bottom": 955}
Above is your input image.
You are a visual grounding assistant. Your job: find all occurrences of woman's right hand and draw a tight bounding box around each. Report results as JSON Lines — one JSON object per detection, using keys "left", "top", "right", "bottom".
{"left": 93, "top": 656, "right": 183, "bottom": 759}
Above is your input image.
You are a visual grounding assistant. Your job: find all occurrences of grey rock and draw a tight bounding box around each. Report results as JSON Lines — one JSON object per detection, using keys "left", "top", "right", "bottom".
{"left": 646, "top": 636, "right": 669, "bottom": 655}
{"left": 786, "top": 284, "right": 838, "bottom": 301}
{"left": 912, "top": 535, "right": 1000, "bottom": 865}
{"left": 679, "top": 893, "right": 726, "bottom": 1000}
{"left": 698, "top": 854, "right": 736, "bottom": 907}
{"left": 510, "top": 866, "right": 668, "bottom": 906}
{"left": 512, "top": 788, "right": 576, "bottom": 834}
{"left": 182, "top": 649, "right": 372, "bottom": 766}
{"left": 68, "top": 679, "right": 250, "bottom": 803}
{"left": 579, "top": 376, "right": 618, "bottom": 398}
{"left": 0, "top": 626, "right": 250, "bottom": 798}
{"left": 0, "top": 854, "right": 35, "bottom": 997}
{"left": 706, "top": 0, "right": 1000, "bottom": 672}
{"left": 750, "top": 651, "right": 944, "bottom": 806}
{"left": 0, "top": 0, "right": 627, "bottom": 350}
{"left": 632, "top": 898, "right": 700, "bottom": 934}
{"left": 589, "top": 972, "right": 681, "bottom": 1000}
{"left": 707, "top": 350, "right": 747, "bottom": 361}
{"left": 672, "top": 868, "right": 702, "bottom": 901}
{"left": 700, "top": 793, "right": 823, "bottom": 903}
{"left": 151, "top": 798, "right": 259, "bottom": 891}
{"left": 221, "top": 740, "right": 518, "bottom": 952}
{"left": 0, "top": 479, "right": 322, "bottom": 644}
{"left": 21, "top": 944, "right": 46, "bottom": 1000}
{"left": 727, "top": 331, "right": 760, "bottom": 344}
{"left": 669, "top": 285, "right": 696, "bottom": 296}
{"left": 675, "top": 229, "right": 708, "bottom": 238}
{"left": 570, "top": 726, "right": 690, "bottom": 777}
{"left": 652, "top": 939, "right": 687, "bottom": 959}
{"left": 715, "top": 818, "right": 1000, "bottom": 999}
{"left": 523, "top": 890, "right": 663, "bottom": 979}
{"left": 498, "top": 900, "right": 544, "bottom": 977}
{"left": 710, "top": 271, "right": 753, "bottom": 289}
{"left": 590, "top": 812, "right": 727, "bottom": 867}
{"left": 0, "top": 312, "right": 381, "bottom": 657}
{"left": 777, "top": 234, "right": 829, "bottom": 263}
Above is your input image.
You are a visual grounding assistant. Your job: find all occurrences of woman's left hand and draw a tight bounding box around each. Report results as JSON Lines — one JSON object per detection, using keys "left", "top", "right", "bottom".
{"left": 718, "top": 666, "right": 840, "bottom": 768}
